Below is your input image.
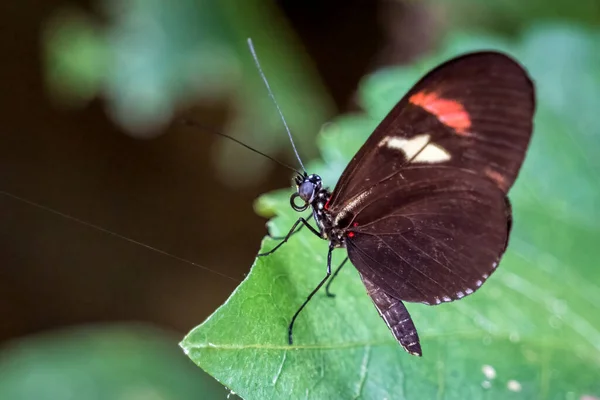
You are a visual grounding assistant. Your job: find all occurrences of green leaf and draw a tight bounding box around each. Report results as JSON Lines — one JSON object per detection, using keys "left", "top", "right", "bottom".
{"left": 181, "top": 25, "right": 600, "bottom": 399}
{"left": 0, "top": 324, "right": 227, "bottom": 400}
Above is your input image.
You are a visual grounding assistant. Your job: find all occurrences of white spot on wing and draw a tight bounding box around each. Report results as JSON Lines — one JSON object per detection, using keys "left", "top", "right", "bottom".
{"left": 416, "top": 143, "right": 452, "bottom": 163}
{"left": 465, "top": 288, "right": 474, "bottom": 294}
{"left": 456, "top": 291, "right": 464, "bottom": 298}
{"left": 475, "top": 280, "right": 483, "bottom": 287}
{"left": 379, "top": 134, "right": 429, "bottom": 157}
{"left": 442, "top": 296, "right": 451, "bottom": 302}
{"left": 378, "top": 134, "right": 451, "bottom": 163}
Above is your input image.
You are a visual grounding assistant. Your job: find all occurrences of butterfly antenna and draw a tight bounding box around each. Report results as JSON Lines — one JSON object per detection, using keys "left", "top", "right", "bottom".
{"left": 178, "top": 119, "right": 302, "bottom": 175}
{"left": 0, "top": 190, "right": 241, "bottom": 283}
{"left": 247, "top": 38, "right": 307, "bottom": 174}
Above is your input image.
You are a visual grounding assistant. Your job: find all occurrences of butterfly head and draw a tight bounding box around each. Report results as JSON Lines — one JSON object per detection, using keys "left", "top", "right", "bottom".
{"left": 291, "top": 173, "right": 322, "bottom": 212}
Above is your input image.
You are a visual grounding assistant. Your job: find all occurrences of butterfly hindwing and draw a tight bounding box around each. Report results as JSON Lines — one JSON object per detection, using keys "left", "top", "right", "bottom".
{"left": 360, "top": 273, "right": 422, "bottom": 356}
{"left": 345, "top": 167, "right": 510, "bottom": 304}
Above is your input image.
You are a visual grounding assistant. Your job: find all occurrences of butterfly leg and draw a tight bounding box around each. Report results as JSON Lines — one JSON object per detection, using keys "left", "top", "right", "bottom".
{"left": 288, "top": 244, "right": 334, "bottom": 344}
{"left": 258, "top": 217, "right": 320, "bottom": 257}
{"left": 267, "top": 223, "right": 304, "bottom": 241}
{"left": 324, "top": 257, "right": 349, "bottom": 298}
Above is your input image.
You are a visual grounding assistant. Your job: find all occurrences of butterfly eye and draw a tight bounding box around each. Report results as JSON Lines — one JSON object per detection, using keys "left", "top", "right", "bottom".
{"left": 297, "top": 181, "right": 316, "bottom": 202}
{"left": 290, "top": 193, "right": 309, "bottom": 212}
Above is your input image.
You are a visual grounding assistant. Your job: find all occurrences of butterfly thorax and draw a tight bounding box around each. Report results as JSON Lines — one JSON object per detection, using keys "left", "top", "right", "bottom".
{"left": 311, "top": 188, "right": 345, "bottom": 247}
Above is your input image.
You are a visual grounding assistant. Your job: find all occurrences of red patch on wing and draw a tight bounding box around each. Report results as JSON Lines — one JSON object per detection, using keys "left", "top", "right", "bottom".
{"left": 347, "top": 232, "right": 355, "bottom": 238}
{"left": 409, "top": 91, "right": 471, "bottom": 135}
{"left": 485, "top": 167, "right": 508, "bottom": 191}
{"left": 324, "top": 199, "right": 330, "bottom": 210}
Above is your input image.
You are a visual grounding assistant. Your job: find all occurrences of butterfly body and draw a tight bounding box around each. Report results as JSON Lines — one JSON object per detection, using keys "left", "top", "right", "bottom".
{"left": 266, "top": 51, "right": 535, "bottom": 357}
{"left": 312, "top": 190, "right": 342, "bottom": 244}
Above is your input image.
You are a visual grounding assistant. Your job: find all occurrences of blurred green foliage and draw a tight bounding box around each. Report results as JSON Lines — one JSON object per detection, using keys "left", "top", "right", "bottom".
{"left": 181, "top": 24, "right": 600, "bottom": 399}
{"left": 43, "top": 0, "right": 333, "bottom": 185}
{"left": 445, "top": 0, "right": 600, "bottom": 34}
{"left": 0, "top": 324, "right": 227, "bottom": 399}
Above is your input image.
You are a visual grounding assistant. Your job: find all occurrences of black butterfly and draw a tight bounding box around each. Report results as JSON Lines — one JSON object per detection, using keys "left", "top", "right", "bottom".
{"left": 258, "top": 51, "right": 535, "bottom": 356}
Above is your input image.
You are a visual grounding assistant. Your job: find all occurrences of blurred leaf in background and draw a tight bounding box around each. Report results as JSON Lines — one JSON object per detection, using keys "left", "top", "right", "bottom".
{"left": 443, "top": 0, "right": 600, "bottom": 34}
{"left": 42, "top": 0, "right": 334, "bottom": 186}
{"left": 0, "top": 324, "right": 227, "bottom": 400}
{"left": 181, "top": 24, "right": 600, "bottom": 399}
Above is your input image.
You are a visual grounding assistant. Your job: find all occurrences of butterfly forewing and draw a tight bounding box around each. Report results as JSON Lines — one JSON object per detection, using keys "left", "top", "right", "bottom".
{"left": 328, "top": 51, "right": 534, "bottom": 209}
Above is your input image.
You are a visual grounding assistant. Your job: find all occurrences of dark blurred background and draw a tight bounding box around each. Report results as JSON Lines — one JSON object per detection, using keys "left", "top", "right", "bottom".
{"left": 1, "top": 0, "right": 599, "bottom": 398}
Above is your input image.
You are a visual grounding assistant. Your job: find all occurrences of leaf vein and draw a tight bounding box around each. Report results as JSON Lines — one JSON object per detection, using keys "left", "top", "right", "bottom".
{"left": 272, "top": 350, "right": 287, "bottom": 387}
{"left": 353, "top": 345, "right": 371, "bottom": 400}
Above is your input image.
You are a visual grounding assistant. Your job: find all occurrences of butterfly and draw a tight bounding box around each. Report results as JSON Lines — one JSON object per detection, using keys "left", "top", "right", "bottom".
{"left": 258, "top": 50, "right": 535, "bottom": 356}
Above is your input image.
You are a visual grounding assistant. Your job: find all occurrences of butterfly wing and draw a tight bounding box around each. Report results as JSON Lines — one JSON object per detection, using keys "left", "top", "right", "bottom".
{"left": 328, "top": 51, "right": 534, "bottom": 210}
{"left": 328, "top": 51, "right": 534, "bottom": 305}
{"left": 360, "top": 273, "right": 422, "bottom": 356}
{"left": 345, "top": 167, "right": 510, "bottom": 304}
